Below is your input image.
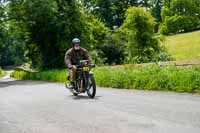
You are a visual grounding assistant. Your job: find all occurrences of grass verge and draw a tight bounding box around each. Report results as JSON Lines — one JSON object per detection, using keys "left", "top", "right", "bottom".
{"left": 0, "top": 69, "right": 6, "bottom": 77}
{"left": 11, "top": 66, "right": 200, "bottom": 93}
{"left": 11, "top": 69, "right": 67, "bottom": 82}
{"left": 163, "top": 30, "right": 200, "bottom": 60}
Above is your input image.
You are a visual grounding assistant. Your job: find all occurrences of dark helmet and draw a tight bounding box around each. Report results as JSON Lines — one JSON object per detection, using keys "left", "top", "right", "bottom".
{"left": 72, "top": 38, "right": 81, "bottom": 45}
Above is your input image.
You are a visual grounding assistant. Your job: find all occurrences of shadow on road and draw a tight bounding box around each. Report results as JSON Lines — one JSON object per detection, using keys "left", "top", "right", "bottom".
{"left": 70, "top": 95, "right": 102, "bottom": 100}
{"left": 0, "top": 80, "right": 46, "bottom": 88}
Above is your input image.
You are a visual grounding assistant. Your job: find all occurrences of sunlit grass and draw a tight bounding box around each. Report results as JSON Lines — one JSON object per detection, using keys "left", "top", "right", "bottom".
{"left": 0, "top": 69, "right": 6, "bottom": 77}
{"left": 11, "top": 69, "right": 67, "bottom": 82}
{"left": 163, "top": 30, "right": 200, "bottom": 60}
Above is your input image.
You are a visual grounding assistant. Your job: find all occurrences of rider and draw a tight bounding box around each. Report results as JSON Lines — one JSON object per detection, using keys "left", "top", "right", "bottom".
{"left": 64, "top": 38, "right": 92, "bottom": 89}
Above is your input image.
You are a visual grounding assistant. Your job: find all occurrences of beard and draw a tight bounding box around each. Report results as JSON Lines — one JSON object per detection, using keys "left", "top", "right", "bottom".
{"left": 74, "top": 46, "right": 80, "bottom": 51}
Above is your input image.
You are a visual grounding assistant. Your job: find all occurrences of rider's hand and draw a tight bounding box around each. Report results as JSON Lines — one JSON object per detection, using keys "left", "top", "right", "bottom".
{"left": 72, "top": 65, "right": 77, "bottom": 70}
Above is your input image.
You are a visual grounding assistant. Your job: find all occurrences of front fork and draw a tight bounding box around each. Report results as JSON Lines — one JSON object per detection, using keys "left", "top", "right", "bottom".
{"left": 83, "top": 72, "right": 89, "bottom": 90}
{"left": 78, "top": 71, "right": 93, "bottom": 92}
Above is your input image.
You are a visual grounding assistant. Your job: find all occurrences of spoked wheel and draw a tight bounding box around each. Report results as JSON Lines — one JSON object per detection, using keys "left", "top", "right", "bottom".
{"left": 73, "top": 92, "right": 78, "bottom": 96}
{"left": 87, "top": 75, "right": 96, "bottom": 98}
{"left": 66, "top": 81, "right": 78, "bottom": 96}
{"left": 69, "top": 88, "right": 78, "bottom": 96}
{"left": 72, "top": 82, "right": 79, "bottom": 96}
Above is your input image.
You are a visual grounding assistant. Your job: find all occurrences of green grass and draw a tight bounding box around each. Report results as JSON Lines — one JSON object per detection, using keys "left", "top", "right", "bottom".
{"left": 11, "top": 66, "right": 200, "bottom": 93}
{"left": 11, "top": 69, "right": 67, "bottom": 82}
{"left": 0, "top": 69, "right": 6, "bottom": 77}
{"left": 163, "top": 30, "right": 200, "bottom": 60}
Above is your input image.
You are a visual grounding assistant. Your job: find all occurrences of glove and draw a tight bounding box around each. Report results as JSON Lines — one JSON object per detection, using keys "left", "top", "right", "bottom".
{"left": 71, "top": 65, "right": 77, "bottom": 70}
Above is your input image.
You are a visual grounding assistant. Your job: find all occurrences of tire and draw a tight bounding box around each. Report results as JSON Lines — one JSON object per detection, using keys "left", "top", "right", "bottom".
{"left": 87, "top": 75, "right": 96, "bottom": 98}
{"left": 73, "top": 82, "right": 79, "bottom": 96}
{"left": 73, "top": 93, "right": 78, "bottom": 96}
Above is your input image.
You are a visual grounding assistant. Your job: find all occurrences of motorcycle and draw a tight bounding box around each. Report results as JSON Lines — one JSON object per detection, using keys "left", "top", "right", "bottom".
{"left": 65, "top": 60, "right": 96, "bottom": 98}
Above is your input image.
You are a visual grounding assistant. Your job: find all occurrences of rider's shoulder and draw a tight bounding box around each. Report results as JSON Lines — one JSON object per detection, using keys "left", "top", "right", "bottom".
{"left": 80, "top": 47, "right": 88, "bottom": 52}
{"left": 66, "top": 48, "right": 73, "bottom": 53}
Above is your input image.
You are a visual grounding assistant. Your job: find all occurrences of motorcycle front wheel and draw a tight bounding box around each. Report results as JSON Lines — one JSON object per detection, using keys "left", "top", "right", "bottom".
{"left": 87, "top": 75, "right": 96, "bottom": 98}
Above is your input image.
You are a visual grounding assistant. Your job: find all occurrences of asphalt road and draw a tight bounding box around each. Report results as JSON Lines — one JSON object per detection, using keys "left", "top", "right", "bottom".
{"left": 0, "top": 72, "right": 200, "bottom": 133}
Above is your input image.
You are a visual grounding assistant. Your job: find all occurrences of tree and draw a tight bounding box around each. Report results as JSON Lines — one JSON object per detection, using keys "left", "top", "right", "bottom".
{"left": 81, "top": 0, "right": 139, "bottom": 28}
{"left": 98, "top": 30, "right": 126, "bottom": 65}
{"left": 119, "top": 7, "right": 160, "bottom": 63}
{"left": 150, "top": 0, "right": 163, "bottom": 32}
{"left": 7, "top": 0, "right": 109, "bottom": 68}
{"left": 160, "top": 0, "right": 200, "bottom": 34}
{"left": 0, "top": 2, "right": 5, "bottom": 66}
{"left": 7, "top": 0, "right": 85, "bottom": 68}
{"left": 0, "top": 1, "right": 25, "bottom": 67}
{"left": 80, "top": 13, "right": 109, "bottom": 65}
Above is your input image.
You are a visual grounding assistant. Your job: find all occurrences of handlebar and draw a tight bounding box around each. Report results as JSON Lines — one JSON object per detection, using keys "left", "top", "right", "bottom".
{"left": 72, "top": 60, "right": 95, "bottom": 70}
{"left": 77, "top": 64, "right": 95, "bottom": 68}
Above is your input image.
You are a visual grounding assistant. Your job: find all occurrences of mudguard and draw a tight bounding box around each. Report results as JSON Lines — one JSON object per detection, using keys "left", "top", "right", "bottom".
{"left": 89, "top": 71, "right": 93, "bottom": 75}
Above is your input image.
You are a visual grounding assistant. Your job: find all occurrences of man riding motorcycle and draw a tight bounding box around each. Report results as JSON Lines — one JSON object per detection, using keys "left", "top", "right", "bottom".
{"left": 64, "top": 38, "right": 92, "bottom": 89}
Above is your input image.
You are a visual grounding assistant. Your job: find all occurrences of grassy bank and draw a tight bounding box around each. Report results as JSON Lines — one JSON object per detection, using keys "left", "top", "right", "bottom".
{"left": 11, "top": 66, "right": 200, "bottom": 93}
{"left": 11, "top": 69, "right": 67, "bottom": 82}
{"left": 163, "top": 30, "right": 200, "bottom": 60}
{"left": 0, "top": 69, "right": 6, "bottom": 77}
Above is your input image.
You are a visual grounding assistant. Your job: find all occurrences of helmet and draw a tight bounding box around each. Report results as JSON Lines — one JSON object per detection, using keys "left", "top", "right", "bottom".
{"left": 72, "top": 38, "right": 81, "bottom": 45}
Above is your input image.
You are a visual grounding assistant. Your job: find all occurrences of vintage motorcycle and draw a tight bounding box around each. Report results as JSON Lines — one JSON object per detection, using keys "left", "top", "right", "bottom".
{"left": 65, "top": 60, "right": 96, "bottom": 98}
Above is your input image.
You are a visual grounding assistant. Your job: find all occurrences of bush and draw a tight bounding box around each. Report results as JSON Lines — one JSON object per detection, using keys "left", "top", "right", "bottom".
{"left": 119, "top": 7, "right": 161, "bottom": 63}
{"left": 151, "top": 46, "right": 174, "bottom": 62}
{"left": 160, "top": 0, "right": 200, "bottom": 34}
{"left": 94, "top": 66, "right": 200, "bottom": 93}
{"left": 160, "top": 15, "right": 199, "bottom": 34}
{"left": 11, "top": 69, "right": 67, "bottom": 82}
{"left": 99, "top": 38, "right": 125, "bottom": 65}
{"left": 0, "top": 68, "right": 6, "bottom": 77}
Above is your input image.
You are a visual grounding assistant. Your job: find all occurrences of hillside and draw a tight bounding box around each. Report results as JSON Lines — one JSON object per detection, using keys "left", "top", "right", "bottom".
{"left": 163, "top": 30, "right": 200, "bottom": 60}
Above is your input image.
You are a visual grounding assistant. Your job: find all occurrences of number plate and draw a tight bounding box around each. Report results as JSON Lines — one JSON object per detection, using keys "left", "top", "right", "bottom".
{"left": 83, "top": 67, "right": 90, "bottom": 71}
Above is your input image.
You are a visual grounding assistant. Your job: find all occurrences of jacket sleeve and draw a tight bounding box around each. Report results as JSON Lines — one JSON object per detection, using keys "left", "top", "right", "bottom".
{"left": 84, "top": 50, "right": 93, "bottom": 64}
{"left": 64, "top": 50, "right": 73, "bottom": 68}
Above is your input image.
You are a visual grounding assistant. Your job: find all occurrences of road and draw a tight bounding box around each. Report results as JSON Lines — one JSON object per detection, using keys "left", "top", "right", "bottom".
{"left": 0, "top": 72, "right": 200, "bottom": 133}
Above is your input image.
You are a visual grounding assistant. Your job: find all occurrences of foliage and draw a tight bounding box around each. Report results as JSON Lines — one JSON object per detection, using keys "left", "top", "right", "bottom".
{"left": 82, "top": 0, "right": 164, "bottom": 29}
{"left": 11, "top": 69, "right": 67, "bottom": 82}
{"left": 81, "top": 13, "right": 109, "bottom": 65}
{"left": 160, "top": 0, "right": 200, "bottom": 34}
{"left": 0, "top": 68, "right": 6, "bottom": 77}
{"left": 82, "top": 0, "right": 139, "bottom": 28}
{"left": 0, "top": 3, "right": 5, "bottom": 65}
{"left": 97, "top": 30, "right": 126, "bottom": 65}
{"left": 11, "top": 66, "right": 200, "bottom": 93}
{"left": 98, "top": 43, "right": 125, "bottom": 65}
{"left": 150, "top": 0, "right": 162, "bottom": 22}
{"left": 8, "top": 0, "right": 77, "bottom": 68}
{"left": 2, "top": 0, "right": 199, "bottom": 68}
{"left": 151, "top": 46, "right": 174, "bottom": 62}
{"left": 7, "top": 0, "right": 108, "bottom": 69}
{"left": 95, "top": 66, "right": 200, "bottom": 93}
{"left": 119, "top": 7, "right": 161, "bottom": 63}
{"left": 0, "top": 2, "right": 25, "bottom": 67}
{"left": 150, "top": 0, "right": 163, "bottom": 32}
